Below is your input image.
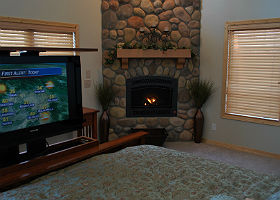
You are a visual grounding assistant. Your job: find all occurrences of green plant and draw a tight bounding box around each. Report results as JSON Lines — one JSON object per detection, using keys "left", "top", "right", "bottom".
{"left": 122, "top": 42, "right": 136, "bottom": 49}
{"left": 95, "top": 83, "right": 116, "bottom": 111}
{"left": 104, "top": 48, "right": 117, "bottom": 65}
{"left": 104, "top": 28, "right": 179, "bottom": 64}
{"left": 187, "top": 79, "right": 214, "bottom": 109}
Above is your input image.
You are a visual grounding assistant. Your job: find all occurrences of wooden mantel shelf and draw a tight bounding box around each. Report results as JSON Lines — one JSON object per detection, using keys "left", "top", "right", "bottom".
{"left": 117, "top": 49, "right": 191, "bottom": 69}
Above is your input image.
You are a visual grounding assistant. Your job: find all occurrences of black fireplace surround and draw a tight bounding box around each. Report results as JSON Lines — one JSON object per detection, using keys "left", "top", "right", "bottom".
{"left": 126, "top": 76, "right": 178, "bottom": 117}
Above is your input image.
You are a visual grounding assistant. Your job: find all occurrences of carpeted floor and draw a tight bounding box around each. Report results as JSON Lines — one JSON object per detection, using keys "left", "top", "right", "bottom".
{"left": 164, "top": 141, "right": 280, "bottom": 176}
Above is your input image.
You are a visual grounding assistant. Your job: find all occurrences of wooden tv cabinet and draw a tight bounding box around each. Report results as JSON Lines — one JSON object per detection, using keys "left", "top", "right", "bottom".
{"left": 0, "top": 131, "right": 148, "bottom": 192}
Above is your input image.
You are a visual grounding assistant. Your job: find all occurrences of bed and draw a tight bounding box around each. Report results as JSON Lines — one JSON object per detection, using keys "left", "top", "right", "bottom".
{"left": 1, "top": 145, "right": 280, "bottom": 200}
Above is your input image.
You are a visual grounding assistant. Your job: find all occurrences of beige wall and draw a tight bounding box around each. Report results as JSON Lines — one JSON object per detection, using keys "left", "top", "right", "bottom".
{"left": 0, "top": 0, "right": 102, "bottom": 109}
{"left": 0, "top": 0, "right": 102, "bottom": 142}
{"left": 200, "top": 0, "right": 280, "bottom": 154}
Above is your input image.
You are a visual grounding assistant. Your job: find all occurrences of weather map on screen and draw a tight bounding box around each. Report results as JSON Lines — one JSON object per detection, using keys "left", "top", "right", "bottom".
{"left": 0, "top": 63, "right": 69, "bottom": 133}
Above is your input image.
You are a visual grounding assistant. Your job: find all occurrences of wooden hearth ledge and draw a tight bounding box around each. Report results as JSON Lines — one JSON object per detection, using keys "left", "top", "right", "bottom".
{"left": 117, "top": 49, "right": 191, "bottom": 69}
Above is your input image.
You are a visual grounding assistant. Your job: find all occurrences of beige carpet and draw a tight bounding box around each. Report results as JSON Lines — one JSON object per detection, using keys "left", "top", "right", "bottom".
{"left": 164, "top": 141, "right": 280, "bottom": 176}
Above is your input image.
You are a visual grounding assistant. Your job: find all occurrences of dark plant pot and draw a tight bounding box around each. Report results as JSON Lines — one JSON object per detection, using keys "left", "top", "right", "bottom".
{"left": 194, "top": 108, "right": 204, "bottom": 143}
{"left": 99, "top": 110, "right": 110, "bottom": 144}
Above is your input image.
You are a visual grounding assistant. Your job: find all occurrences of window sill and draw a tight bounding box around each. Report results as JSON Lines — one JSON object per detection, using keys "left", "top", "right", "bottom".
{"left": 221, "top": 113, "right": 280, "bottom": 126}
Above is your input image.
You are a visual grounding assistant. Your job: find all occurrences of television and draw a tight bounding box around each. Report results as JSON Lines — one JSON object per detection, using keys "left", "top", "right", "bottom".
{"left": 0, "top": 56, "right": 83, "bottom": 166}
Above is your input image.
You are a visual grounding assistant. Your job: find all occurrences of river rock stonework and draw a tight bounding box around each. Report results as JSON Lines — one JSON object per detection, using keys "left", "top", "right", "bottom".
{"left": 102, "top": 0, "right": 201, "bottom": 141}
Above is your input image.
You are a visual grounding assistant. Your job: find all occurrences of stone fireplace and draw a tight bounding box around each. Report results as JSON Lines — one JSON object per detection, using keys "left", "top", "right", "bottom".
{"left": 102, "top": 0, "right": 201, "bottom": 141}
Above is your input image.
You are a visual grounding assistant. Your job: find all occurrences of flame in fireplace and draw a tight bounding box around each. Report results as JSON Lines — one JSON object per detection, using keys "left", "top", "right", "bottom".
{"left": 144, "top": 97, "right": 158, "bottom": 106}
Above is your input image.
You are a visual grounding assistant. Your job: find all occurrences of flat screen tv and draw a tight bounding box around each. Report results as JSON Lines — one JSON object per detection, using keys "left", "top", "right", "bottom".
{"left": 0, "top": 56, "right": 83, "bottom": 166}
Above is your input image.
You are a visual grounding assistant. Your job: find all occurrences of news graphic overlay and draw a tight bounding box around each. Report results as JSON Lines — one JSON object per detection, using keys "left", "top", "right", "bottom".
{"left": 0, "top": 63, "right": 69, "bottom": 132}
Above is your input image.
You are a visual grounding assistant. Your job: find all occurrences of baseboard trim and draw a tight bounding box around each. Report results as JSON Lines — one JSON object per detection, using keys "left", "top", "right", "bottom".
{"left": 202, "top": 139, "right": 280, "bottom": 160}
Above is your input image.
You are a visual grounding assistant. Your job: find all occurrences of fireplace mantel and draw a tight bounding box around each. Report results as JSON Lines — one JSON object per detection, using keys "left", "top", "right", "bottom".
{"left": 117, "top": 49, "right": 191, "bottom": 69}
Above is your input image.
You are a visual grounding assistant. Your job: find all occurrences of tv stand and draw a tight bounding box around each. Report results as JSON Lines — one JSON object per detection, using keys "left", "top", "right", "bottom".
{"left": 0, "top": 131, "right": 148, "bottom": 191}
{"left": 0, "top": 145, "right": 19, "bottom": 167}
{"left": 26, "top": 138, "right": 47, "bottom": 157}
{"left": 0, "top": 137, "right": 47, "bottom": 169}
{"left": 0, "top": 134, "right": 93, "bottom": 169}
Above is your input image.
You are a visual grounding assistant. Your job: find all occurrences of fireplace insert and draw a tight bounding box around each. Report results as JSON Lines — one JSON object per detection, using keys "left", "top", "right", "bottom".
{"left": 126, "top": 76, "right": 178, "bottom": 117}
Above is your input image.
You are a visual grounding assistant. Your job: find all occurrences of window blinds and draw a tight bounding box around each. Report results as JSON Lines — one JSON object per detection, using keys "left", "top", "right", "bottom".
{"left": 224, "top": 20, "right": 280, "bottom": 124}
{"left": 0, "top": 16, "right": 78, "bottom": 55}
{"left": 34, "top": 32, "right": 76, "bottom": 55}
{"left": 0, "top": 29, "right": 31, "bottom": 47}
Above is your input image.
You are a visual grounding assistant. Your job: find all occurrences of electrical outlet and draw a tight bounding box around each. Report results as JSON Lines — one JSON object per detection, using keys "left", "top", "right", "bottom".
{"left": 84, "top": 79, "right": 91, "bottom": 88}
{"left": 211, "top": 123, "right": 216, "bottom": 131}
{"left": 85, "top": 69, "right": 91, "bottom": 79}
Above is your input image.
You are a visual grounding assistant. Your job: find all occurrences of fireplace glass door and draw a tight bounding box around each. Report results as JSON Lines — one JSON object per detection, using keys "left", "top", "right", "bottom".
{"left": 126, "top": 76, "right": 178, "bottom": 117}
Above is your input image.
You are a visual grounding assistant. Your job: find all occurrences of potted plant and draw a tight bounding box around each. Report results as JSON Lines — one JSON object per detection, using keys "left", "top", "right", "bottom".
{"left": 95, "top": 83, "right": 116, "bottom": 143}
{"left": 188, "top": 79, "right": 214, "bottom": 143}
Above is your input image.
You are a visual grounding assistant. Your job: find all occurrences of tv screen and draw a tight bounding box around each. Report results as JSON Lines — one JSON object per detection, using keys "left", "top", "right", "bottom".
{"left": 0, "top": 62, "right": 69, "bottom": 132}
{"left": 0, "top": 56, "right": 83, "bottom": 148}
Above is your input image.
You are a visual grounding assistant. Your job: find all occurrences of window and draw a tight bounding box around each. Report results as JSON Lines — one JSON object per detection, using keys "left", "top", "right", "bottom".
{"left": 222, "top": 18, "right": 280, "bottom": 126}
{"left": 0, "top": 16, "right": 79, "bottom": 55}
